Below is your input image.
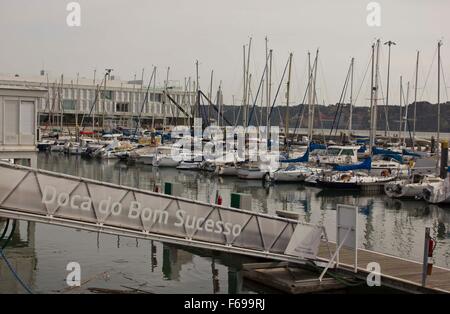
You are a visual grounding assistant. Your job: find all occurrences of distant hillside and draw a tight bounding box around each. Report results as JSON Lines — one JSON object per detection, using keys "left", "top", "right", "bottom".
{"left": 208, "top": 101, "right": 450, "bottom": 132}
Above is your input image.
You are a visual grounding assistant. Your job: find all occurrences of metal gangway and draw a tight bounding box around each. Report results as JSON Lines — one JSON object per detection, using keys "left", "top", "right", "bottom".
{"left": 0, "top": 162, "right": 328, "bottom": 265}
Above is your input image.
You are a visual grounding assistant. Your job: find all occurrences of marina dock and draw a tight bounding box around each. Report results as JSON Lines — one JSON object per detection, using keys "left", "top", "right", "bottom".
{"left": 241, "top": 242, "right": 450, "bottom": 294}
{"left": 317, "top": 242, "right": 450, "bottom": 294}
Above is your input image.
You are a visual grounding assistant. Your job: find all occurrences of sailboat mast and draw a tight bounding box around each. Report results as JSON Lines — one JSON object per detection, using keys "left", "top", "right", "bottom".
{"left": 307, "top": 52, "right": 312, "bottom": 140}
{"left": 103, "top": 72, "right": 107, "bottom": 130}
{"left": 349, "top": 57, "right": 354, "bottom": 134}
{"left": 208, "top": 70, "right": 214, "bottom": 123}
{"left": 399, "top": 76, "right": 403, "bottom": 140}
{"left": 151, "top": 67, "right": 157, "bottom": 130}
{"left": 437, "top": 40, "right": 442, "bottom": 144}
{"left": 384, "top": 41, "right": 395, "bottom": 137}
{"left": 60, "top": 74, "right": 64, "bottom": 133}
{"left": 369, "top": 43, "right": 375, "bottom": 152}
{"left": 245, "top": 37, "right": 252, "bottom": 128}
{"left": 267, "top": 49, "right": 273, "bottom": 129}
{"left": 374, "top": 40, "right": 380, "bottom": 146}
{"left": 186, "top": 76, "right": 191, "bottom": 128}
{"left": 311, "top": 50, "right": 319, "bottom": 140}
{"left": 413, "top": 50, "right": 419, "bottom": 150}
{"left": 285, "top": 53, "right": 293, "bottom": 141}
{"left": 265, "top": 36, "right": 269, "bottom": 126}
{"left": 242, "top": 45, "right": 247, "bottom": 127}
{"left": 195, "top": 60, "right": 199, "bottom": 123}
{"left": 405, "top": 81, "right": 410, "bottom": 147}
{"left": 162, "top": 67, "right": 169, "bottom": 133}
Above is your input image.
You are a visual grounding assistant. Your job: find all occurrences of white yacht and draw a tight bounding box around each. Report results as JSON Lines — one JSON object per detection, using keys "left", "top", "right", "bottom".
{"left": 385, "top": 175, "right": 444, "bottom": 199}
{"left": 152, "top": 146, "right": 180, "bottom": 167}
{"left": 310, "top": 145, "right": 359, "bottom": 165}
{"left": 267, "top": 164, "right": 321, "bottom": 183}
{"left": 422, "top": 174, "right": 450, "bottom": 204}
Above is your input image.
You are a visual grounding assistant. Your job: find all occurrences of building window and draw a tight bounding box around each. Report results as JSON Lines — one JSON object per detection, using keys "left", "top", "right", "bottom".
{"left": 115, "top": 102, "right": 129, "bottom": 112}
{"left": 20, "top": 100, "right": 35, "bottom": 135}
{"left": 4, "top": 99, "right": 19, "bottom": 144}
{"left": 100, "top": 90, "right": 113, "bottom": 100}
{"left": 62, "top": 99, "right": 76, "bottom": 110}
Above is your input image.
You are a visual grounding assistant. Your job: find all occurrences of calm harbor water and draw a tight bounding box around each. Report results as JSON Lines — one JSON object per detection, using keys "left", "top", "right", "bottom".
{"left": 1, "top": 152, "right": 450, "bottom": 293}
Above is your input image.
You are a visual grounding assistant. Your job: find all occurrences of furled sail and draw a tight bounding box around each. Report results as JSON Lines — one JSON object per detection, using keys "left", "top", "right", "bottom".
{"left": 333, "top": 157, "right": 372, "bottom": 171}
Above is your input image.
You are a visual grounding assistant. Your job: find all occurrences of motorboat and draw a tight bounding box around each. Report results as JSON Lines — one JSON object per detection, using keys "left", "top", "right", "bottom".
{"left": 37, "top": 139, "right": 55, "bottom": 151}
{"left": 177, "top": 160, "right": 203, "bottom": 170}
{"left": 267, "top": 164, "right": 318, "bottom": 183}
{"left": 384, "top": 174, "right": 444, "bottom": 199}
{"left": 237, "top": 162, "right": 267, "bottom": 180}
{"left": 128, "top": 146, "right": 158, "bottom": 164}
{"left": 152, "top": 146, "right": 180, "bottom": 167}
{"left": 422, "top": 171, "right": 450, "bottom": 204}
{"left": 310, "top": 145, "right": 359, "bottom": 165}
{"left": 50, "top": 140, "right": 67, "bottom": 152}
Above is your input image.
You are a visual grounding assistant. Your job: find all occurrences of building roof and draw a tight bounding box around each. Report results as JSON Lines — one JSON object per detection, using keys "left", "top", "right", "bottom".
{"left": 0, "top": 84, "right": 47, "bottom": 92}
{"left": 0, "top": 73, "right": 184, "bottom": 92}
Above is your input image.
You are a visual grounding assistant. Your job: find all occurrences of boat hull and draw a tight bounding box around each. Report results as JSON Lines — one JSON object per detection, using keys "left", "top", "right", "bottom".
{"left": 271, "top": 172, "right": 307, "bottom": 182}
{"left": 317, "top": 180, "right": 360, "bottom": 190}
{"left": 237, "top": 168, "right": 266, "bottom": 180}
{"left": 153, "top": 157, "right": 179, "bottom": 167}
{"left": 217, "top": 165, "right": 238, "bottom": 176}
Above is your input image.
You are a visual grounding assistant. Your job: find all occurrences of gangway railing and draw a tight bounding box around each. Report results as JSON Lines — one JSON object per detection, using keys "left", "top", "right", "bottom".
{"left": 0, "top": 162, "right": 328, "bottom": 264}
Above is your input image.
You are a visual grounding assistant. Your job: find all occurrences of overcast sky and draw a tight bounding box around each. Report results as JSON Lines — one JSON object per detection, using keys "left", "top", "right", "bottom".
{"left": 0, "top": 0, "right": 448, "bottom": 106}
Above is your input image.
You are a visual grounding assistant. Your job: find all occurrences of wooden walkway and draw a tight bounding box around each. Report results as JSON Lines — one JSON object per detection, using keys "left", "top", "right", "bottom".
{"left": 242, "top": 262, "right": 349, "bottom": 294}
{"left": 317, "top": 242, "right": 450, "bottom": 294}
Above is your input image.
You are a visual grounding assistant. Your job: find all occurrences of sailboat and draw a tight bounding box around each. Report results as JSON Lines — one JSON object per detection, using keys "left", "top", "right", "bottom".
{"left": 317, "top": 157, "right": 397, "bottom": 190}
{"left": 420, "top": 41, "right": 450, "bottom": 204}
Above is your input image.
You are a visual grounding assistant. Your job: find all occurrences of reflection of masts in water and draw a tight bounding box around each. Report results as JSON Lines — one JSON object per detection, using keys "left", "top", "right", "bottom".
{"left": 362, "top": 200, "right": 374, "bottom": 250}
{"left": 150, "top": 240, "right": 157, "bottom": 272}
{"left": 211, "top": 258, "right": 220, "bottom": 294}
{"left": 0, "top": 220, "right": 36, "bottom": 294}
{"left": 228, "top": 267, "right": 242, "bottom": 294}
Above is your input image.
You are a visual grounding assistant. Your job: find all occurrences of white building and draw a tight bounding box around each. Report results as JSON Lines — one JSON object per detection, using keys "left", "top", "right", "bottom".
{"left": 0, "top": 85, "right": 47, "bottom": 167}
{"left": 0, "top": 73, "right": 195, "bottom": 129}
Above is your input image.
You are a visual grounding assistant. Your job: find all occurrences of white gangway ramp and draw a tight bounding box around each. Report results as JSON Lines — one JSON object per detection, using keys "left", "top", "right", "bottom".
{"left": 0, "top": 162, "right": 327, "bottom": 263}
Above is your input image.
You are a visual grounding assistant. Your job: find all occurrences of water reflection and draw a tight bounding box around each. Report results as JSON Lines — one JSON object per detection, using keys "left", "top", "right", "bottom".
{"left": 36, "top": 153, "right": 450, "bottom": 269}
{"left": 2, "top": 153, "right": 447, "bottom": 293}
{"left": 0, "top": 220, "right": 37, "bottom": 294}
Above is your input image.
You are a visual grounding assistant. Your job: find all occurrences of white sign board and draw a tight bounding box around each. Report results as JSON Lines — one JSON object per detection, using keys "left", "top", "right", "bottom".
{"left": 336, "top": 204, "right": 358, "bottom": 271}
{"left": 284, "top": 224, "right": 323, "bottom": 259}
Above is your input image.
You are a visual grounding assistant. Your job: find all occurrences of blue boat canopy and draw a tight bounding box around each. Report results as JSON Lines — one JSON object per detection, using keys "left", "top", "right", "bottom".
{"left": 333, "top": 157, "right": 372, "bottom": 171}
{"left": 357, "top": 145, "right": 367, "bottom": 153}
{"left": 381, "top": 153, "right": 404, "bottom": 163}
{"left": 281, "top": 149, "right": 309, "bottom": 163}
{"left": 402, "top": 149, "right": 421, "bottom": 158}
{"left": 309, "top": 143, "right": 326, "bottom": 151}
{"left": 372, "top": 147, "right": 402, "bottom": 156}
